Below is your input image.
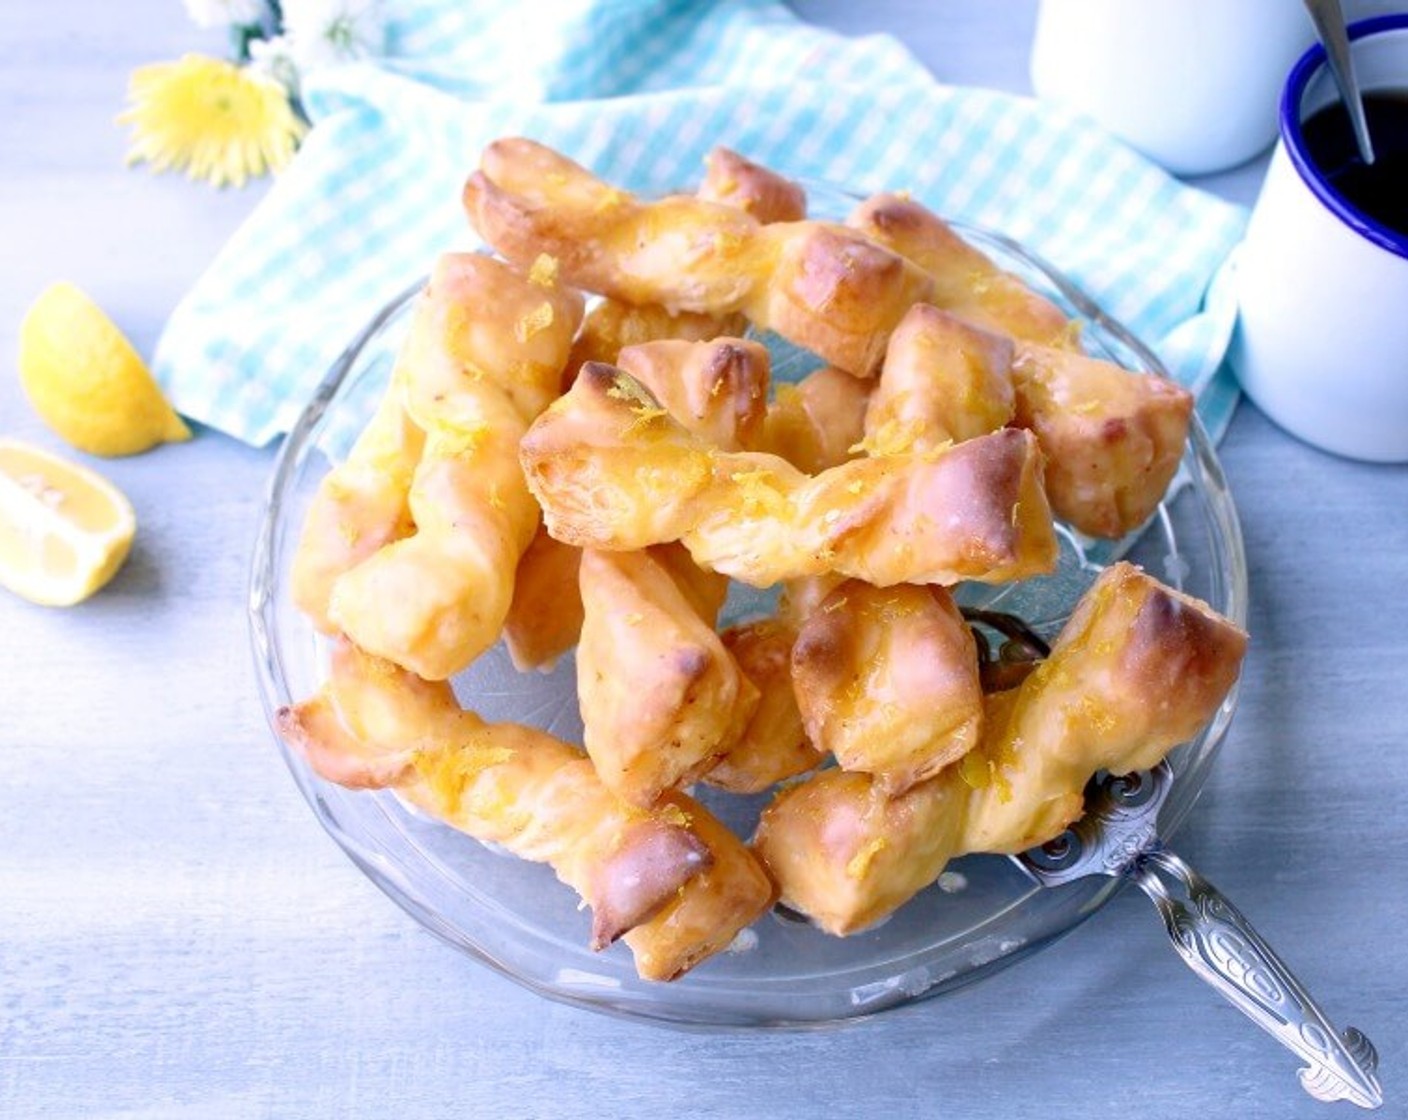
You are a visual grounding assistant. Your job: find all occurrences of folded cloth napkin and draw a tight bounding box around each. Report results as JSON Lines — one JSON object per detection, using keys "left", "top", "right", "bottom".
{"left": 154, "top": 0, "right": 1249, "bottom": 448}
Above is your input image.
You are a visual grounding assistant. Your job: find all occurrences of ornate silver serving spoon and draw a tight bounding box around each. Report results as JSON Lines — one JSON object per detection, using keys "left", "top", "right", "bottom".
{"left": 1018, "top": 764, "right": 1383, "bottom": 1110}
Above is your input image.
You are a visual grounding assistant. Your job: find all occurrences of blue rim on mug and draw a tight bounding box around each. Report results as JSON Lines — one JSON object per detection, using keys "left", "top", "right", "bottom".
{"left": 1280, "top": 13, "right": 1408, "bottom": 260}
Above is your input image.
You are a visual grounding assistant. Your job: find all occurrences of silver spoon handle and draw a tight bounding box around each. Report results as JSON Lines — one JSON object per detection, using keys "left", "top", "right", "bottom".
{"left": 1135, "top": 848, "right": 1383, "bottom": 1110}
{"left": 1302, "top": 0, "right": 1376, "bottom": 164}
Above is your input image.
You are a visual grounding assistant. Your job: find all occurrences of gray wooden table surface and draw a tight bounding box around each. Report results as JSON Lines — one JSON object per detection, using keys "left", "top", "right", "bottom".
{"left": 2, "top": 3, "right": 1405, "bottom": 1118}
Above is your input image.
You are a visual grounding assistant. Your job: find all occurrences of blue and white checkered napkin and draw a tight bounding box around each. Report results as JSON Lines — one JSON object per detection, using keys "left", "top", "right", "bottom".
{"left": 154, "top": 0, "right": 1249, "bottom": 447}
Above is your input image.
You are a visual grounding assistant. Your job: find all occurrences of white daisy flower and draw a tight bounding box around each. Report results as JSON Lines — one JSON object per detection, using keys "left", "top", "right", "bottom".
{"left": 282, "top": 0, "right": 384, "bottom": 72}
{"left": 182, "top": 0, "right": 267, "bottom": 29}
{"left": 249, "top": 34, "right": 300, "bottom": 95}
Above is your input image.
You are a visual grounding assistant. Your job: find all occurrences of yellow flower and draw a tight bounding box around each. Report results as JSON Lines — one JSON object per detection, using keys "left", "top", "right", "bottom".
{"left": 118, "top": 54, "right": 305, "bottom": 188}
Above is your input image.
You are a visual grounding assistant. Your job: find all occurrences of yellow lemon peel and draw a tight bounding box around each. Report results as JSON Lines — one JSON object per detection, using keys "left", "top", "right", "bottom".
{"left": 0, "top": 440, "right": 137, "bottom": 607}
{"left": 19, "top": 282, "right": 191, "bottom": 457}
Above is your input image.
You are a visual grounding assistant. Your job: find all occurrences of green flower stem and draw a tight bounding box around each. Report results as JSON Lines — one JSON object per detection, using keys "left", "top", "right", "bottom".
{"left": 230, "top": 23, "right": 263, "bottom": 64}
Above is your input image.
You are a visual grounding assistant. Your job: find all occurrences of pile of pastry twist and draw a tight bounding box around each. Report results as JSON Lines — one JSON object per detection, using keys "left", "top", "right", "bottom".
{"left": 276, "top": 140, "right": 1246, "bottom": 980}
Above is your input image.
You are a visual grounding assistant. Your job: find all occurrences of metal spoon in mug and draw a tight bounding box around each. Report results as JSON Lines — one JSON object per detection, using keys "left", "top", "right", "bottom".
{"left": 1302, "top": 0, "right": 1376, "bottom": 164}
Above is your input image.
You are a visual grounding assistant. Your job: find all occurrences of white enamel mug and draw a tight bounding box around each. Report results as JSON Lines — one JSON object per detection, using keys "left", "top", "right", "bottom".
{"left": 1030, "top": 0, "right": 1313, "bottom": 175}
{"left": 1230, "top": 15, "right": 1408, "bottom": 462}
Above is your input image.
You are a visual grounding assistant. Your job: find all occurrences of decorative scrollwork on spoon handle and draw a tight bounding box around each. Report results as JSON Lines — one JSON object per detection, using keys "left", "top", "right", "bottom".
{"left": 1136, "top": 848, "right": 1384, "bottom": 1111}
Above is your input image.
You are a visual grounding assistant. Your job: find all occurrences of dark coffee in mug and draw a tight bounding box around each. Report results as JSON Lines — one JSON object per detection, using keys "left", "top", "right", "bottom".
{"left": 1300, "top": 90, "right": 1408, "bottom": 236}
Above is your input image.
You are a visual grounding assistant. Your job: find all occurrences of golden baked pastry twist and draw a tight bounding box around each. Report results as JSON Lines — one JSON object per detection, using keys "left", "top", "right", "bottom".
{"left": 463, "top": 137, "right": 933, "bottom": 376}
{"left": 560, "top": 147, "right": 801, "bottom": 386}
{"left": 760, "top": 365, "right": 871, "bottom": 473}
{"left": 1012, "top": 342, "right": 1194, "bottom": 538}
{"left": 508, "top": 329, "right": 749, "bottom": 672}
{"left": 862, "top": 303, "right": 1015, "bottom": 453}
{"left": 848, "top": 191, "right": 1072, "bottom": 347}
{"left": 576, "top": 339, "right": 771, "bottom": 805}
{"left": 697, "top": 145, "right": 808, "bottom": 223}
{"left": 504, "top": 152, "right": 801, "bottom": 673}
{"left": 753, "top": 563, "right": 1247, "bottom": 934}
{"left": 327, "top": 252, "right": 583, "bottom": 680}
{"left": 578, "top": 544, "right": 756, "bottom": 806}
{"left": 290, "top": 389, "right": 424, "bottom": 633}
{"left": 276, "top": 637, "right": 772, "bottom": 975}
{"left": 704, "top": 618, "right": 825, "bottom": 794}
{"left": 520, "top": 362, "right": 1059, "bottom": 588}
{"left": 850, "top": 194, "right": 1194, "bottom": 538}
{"left": 506, "top": 337, "right": 771, "bottom": 673}
{"left": 790, "top": 579, "right": 984, "bottom": 796}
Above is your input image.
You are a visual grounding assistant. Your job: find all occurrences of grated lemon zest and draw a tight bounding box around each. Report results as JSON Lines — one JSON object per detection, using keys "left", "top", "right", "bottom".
{"left": 514, "top": 301, "right": 555, "bottom": 343}
{"left": 846, "top": 837, "right": 887, "bottom": 879}
{"left": 657, "top": 803, "right": 691, "bottom": 829}
{"left": 528, "top": 254, "right": 560, "bottom": 288}
{"left": 595, "top": 187, "right": 628, "bottom": 212}
{"left": 622, "top": 404, "right": 669, "bottom": 436}
{"left": 434, "top": 422, "right": 489, "bottom": 457}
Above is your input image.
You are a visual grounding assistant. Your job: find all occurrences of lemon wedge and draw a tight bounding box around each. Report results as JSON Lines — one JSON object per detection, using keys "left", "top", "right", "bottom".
{"left": 18, "top": 281, "right": 191, "bottom": 457}
{"left": 0, "top": 440, "right": 136, "bottom": 606}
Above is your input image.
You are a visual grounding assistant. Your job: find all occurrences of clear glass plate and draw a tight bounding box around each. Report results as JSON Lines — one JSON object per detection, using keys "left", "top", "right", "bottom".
{"left": 249, "top": 184, "right": 1248, "bottom": 1028}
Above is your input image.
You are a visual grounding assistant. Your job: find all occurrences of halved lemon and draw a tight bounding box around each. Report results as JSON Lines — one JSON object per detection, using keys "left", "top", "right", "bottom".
{"left": 18, "top": 281, "right": 191, "bottom": 457}
{"left": 0, "top": 440, "right": 136, "bottom": 606}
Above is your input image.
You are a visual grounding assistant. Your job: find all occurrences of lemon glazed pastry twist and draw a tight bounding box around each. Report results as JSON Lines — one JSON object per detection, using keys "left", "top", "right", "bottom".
{"left": 463, "top": 137, "right": 933, "bottom": 377}
{"left": 710, "top": 515, "right": 987, "bottom": 795}
{"left": 575, "top": 337, "right": 831, "bottom": 801}
{"left": 559, "top": 144, "right": 804, "bottom": 385}
{"left": 326, "top": 251, "right": 583, "bottom": 680}
{"left": 575, "top": 338, "right": 774, "bottom": 806}
{"left": 760, "top": 365, "right": 871, "bottom": 474}
{"left": 847, "top": 191, "right": 1072, "bottom": 348}
{"left": 506, "top": 146, "right": 804, "bottom": 671}
{"left": 519, "top": 361, "right": 1059, "bottom": 588}
{"left": 753, "top": 563, "right": 1247, "bottom": 935}
{"left": 275, "top": 637, "right": 772, "bottom": 977}
{"left": 290, "top": 388, "right": 425, "bottom": 632}
{"left": 506, "top": 336, "right": 773, "bottom": 673}
{"left": 850, "top": 195, "right": 1195, "bottom": 539}
{"left": 790, "top": 579, "right": 984, "bottom": 797}
{"left": 1010, "top": 341, "right": 1193, "bottom": 539}
{"left": 578, "top": 544, "right": 757, "bottom": 807}
{"left": 507, "top": 150, "right": 803, "bottom": 672}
